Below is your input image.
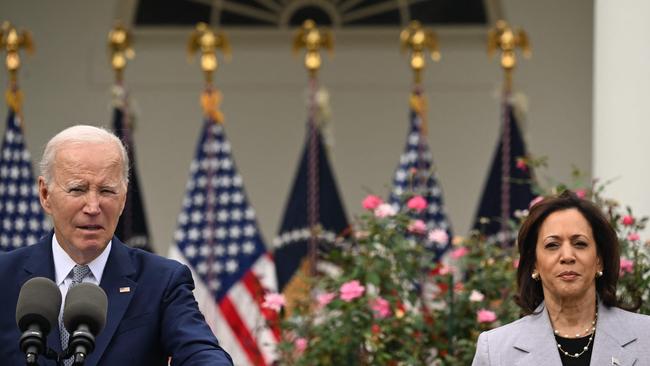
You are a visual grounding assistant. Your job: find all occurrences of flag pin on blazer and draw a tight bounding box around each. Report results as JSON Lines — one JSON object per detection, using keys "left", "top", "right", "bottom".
{"left": 119, "top": 287, "right": 130, "bottom": 293}
{"left": 611, "top": 356, "right": 620, "bottom": 365}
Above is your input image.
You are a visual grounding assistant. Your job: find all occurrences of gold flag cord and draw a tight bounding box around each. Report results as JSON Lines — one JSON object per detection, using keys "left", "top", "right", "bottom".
{"left": 409, "top": 88, "right": 428, "bottom": 136}
{"left": 201, "top": 87, "right": 224, "bottom": 124}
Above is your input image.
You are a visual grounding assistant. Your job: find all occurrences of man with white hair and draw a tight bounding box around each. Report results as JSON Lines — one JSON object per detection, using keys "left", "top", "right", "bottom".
{"left": 0, "top": 125, "right": 233, "bottom": 365}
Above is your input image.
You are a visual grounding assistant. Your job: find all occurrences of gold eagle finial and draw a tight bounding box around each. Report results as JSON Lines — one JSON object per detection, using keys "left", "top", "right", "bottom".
{"left": 292, "top": 19, "right": 333, "bottom": 76}
{"left": 487, "top": 20, "right": 531, "bottom": 91}
{"left": 187, "top": 22, "right": 231, "bottom": 84}
{"left": 400, "top": 20, "right": 440, "bottom": 84}
{"left": 107, "top": 22, "right": 135, "bottom": 83}
{"left": 0, "top": 21, "right": 34, "bottom": 86}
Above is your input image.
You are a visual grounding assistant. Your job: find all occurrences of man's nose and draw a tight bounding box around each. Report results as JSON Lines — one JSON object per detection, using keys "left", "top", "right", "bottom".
{"left": 83, "top": 192, "right": 101, "bottom": 215}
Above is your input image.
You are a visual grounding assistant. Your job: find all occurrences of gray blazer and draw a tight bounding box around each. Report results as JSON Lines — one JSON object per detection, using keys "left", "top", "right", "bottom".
{"left": 472, "top": 301, "right": 650, "bottom": 366}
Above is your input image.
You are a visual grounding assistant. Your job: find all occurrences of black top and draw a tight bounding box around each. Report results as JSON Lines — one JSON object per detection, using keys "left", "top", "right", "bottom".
{"left": 556, "top": 334, "right": 593, "bottom": 366}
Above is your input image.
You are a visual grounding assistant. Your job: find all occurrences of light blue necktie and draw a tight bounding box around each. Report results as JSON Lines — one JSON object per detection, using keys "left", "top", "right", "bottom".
{"left": 60, "top": 265, "right": 91, "bottom": 366}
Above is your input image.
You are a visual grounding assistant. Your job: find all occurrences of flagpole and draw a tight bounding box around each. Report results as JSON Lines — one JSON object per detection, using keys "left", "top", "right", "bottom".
{"left": 188, "top": 22, "right": 230, "bottom": 296}
{"left": 487, "top": 20, "right": 531, "bottom": 238}
{"left": 109, "top": 23, "right": 134, "bottom": 241}
{"left": 293, "top": 19, "right": 333, "bottom": 277}
{"left": 400, "top": 21, "right": 439, "bottom": 190}
{"left": 400, "top": 21, "right": 455, "bottom": 354}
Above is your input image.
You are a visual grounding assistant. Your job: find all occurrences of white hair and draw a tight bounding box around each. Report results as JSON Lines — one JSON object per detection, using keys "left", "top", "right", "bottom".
{"left": 39, "top": 125, "right": 130, "bottom": 187}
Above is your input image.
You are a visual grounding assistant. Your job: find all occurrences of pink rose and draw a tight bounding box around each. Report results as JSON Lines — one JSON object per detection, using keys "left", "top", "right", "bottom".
{"left": 262, "top": 293, "right": 286, "bottom": 312}
{"left": 340, "top": 280, "right": 365, "bottom": 302}
{"left": 354, "top": 230, "right": 369, "bottom": 239}
{"left": 516, "top": 158, "right": 527, "bottom": 172}
{"left": 374, "top": 203, "right": 397, "bottom": 218}
{"left": 428, "top": 229, "right": 449, "bottom": 245}
{"left": 450, "top": 247, "right": 469, "bottom": 260}
{"left": 294, "top": 338, "right": 307, "bottom": 354}
{"left": 529, "top": 196, "right": 544, "bottom": 209}
{"left": 408, "top": 220, "right": 427, "bottom": 235}
{"left": 622, "top": 215, "right": 635, "bottom": 227}
{"left": 438, "top": 264, "right": 456, "bottom": 276}
{"left": 407, "top": 195, "right": 427, "bottom": 213}
{"left": 620, "top": 257, "right": 634, "bottom": 274}
{"left": 628, "top": 232, "right": 640, "bottom": 242}
{"left": 575, "top": 189, "right": 587, "bottom": 199}
{"left": 476, "top": 309, "right": 497, "bottom": 323}
{"left": 317, "top": 292, "right": 336, "bottom": 308}
{"left": 362, "top": 195, "right": 383, "bottom": 210}
{"left": 370, "top": 297, "right": 391, "bottom": 318}
{"left": 469, "top": 290, "right": 485, "bottom": 302}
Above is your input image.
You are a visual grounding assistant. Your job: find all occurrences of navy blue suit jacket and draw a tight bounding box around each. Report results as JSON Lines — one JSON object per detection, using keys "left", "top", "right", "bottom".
{"left": 0, "top": 234, "right": 233, "bottom": 365}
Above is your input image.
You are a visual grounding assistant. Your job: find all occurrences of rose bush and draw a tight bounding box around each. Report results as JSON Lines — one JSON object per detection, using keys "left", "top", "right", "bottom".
{"left": 265, "top": 169, "right": 650, "bottom": 365}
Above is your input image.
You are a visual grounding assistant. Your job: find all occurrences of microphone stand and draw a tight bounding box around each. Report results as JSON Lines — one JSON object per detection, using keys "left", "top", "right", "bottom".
{"left": 41, "top": 347, "right": 63, "bottom": 366}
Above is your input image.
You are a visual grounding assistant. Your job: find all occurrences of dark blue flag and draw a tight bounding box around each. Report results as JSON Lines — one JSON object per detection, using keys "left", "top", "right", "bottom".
{"left": 112, "top": 99, "right": 153, "bottom": 252}
{"left": 0, "top": 108, "right": 49, "bottom": 251}
{"left": 389, "top": 97, "right": 453, "bottom": 260}
{"left": 473, "top": 101, "right": 535, "bottom": 241}
{"left": 274, "top": 125, "right": 349, "bottom": 292}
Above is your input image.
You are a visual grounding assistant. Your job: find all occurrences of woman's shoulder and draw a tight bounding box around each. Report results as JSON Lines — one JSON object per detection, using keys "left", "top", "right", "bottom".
{"left": 606, "top": 305, "right": 650, "bottom": 325}
{"left": 479, "top": 312, "right": 539, "bottom": 342}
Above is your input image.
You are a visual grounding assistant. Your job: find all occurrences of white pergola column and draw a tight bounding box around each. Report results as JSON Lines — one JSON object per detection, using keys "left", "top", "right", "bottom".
{"left": 593, "top": 0, "right": 650, "bottom": 230}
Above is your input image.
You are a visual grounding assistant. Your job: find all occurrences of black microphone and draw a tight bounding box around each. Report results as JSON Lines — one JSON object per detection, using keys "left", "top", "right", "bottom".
{"left": 62, "top": 283, "right": 107, "bottom": 365}
{"left": 15, "top": 277, "right": 62, "bottom": 365}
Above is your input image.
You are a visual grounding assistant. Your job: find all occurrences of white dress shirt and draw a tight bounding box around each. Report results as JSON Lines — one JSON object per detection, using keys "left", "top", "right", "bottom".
{"left": 51, "top": 234, "right": 111, "bottom": 317}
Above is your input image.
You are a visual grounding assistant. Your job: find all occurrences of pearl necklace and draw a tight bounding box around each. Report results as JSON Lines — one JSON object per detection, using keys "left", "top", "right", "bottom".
{"left": 554, "top": 310, "right": 597, "bottom": 359}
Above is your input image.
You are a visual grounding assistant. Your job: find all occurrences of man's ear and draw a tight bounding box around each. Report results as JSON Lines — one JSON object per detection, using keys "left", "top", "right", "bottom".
{"left": 38, "top": 177, "right": 52, "bottom": 214}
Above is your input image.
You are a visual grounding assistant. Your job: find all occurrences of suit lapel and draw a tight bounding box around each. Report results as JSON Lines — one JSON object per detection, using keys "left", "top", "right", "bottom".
{"left": 22, "top": 234, "right": 64, "bottom": 355}
{"left": 88, "top": 238, "right": 137, "bottom": 365}
{"left": 590, "top": 302, "right": 638, "bottom": 366}
{"left": 513, "top": 302, "right": 563, "bottom": 366}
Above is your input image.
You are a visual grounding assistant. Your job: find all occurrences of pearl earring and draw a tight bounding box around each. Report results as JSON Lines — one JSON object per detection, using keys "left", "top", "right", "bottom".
{"left": 532, "top": 272, "right": 540, "bottom": 280}
{"left": 596, "top": 270, "right": 603, "bottom": 278}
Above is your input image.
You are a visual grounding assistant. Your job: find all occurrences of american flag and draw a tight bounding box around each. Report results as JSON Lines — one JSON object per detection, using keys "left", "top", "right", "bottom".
{"left": 168, "top": 118, "right": 279, "bottom": 365}
{"left": 389, "top": 95, "right": 453, "bottom": 260}
{"left": 0, "top": 108, "right": 50, "bottom": 252}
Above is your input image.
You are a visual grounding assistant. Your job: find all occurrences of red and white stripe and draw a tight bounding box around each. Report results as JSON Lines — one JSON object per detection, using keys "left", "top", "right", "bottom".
{"left": 169, "top": 247, "right": 280, "bottom": 365}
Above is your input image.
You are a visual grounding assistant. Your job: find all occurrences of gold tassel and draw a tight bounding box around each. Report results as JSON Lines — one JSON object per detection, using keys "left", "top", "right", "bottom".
{"left": 6, "top": 89, "right": 23, "bottom": 114}
{"left": 200, "top": 89, "right": 224, "bottom": 124}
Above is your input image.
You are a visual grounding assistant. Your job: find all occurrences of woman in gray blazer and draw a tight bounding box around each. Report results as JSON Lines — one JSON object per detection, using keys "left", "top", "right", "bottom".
{"left": 472, "top": 191, "right": 650, "bottom": 366}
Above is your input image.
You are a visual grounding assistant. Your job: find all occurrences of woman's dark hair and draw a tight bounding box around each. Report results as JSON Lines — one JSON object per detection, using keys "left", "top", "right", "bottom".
{"left": 515, "top": 190, "right": 620, "bottom": 314}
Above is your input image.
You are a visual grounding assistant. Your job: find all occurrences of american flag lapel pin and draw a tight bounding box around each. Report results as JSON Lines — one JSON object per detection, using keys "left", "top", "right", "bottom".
{"left": 119, "top": 287, "right": 131, "bottom": 293}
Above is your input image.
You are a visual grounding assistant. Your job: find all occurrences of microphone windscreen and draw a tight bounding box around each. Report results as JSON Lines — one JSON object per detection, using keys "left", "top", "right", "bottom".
{"left": 63, "top": 283, "right": 108, "bottom": 335}
{"left": 16, "top": 277, "right": 62, "bottom": 335}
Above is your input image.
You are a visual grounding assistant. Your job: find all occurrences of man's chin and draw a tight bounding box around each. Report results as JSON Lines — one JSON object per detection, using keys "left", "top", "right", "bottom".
{"left": 72, "top": 238, "right": 110, "bottom": 254}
